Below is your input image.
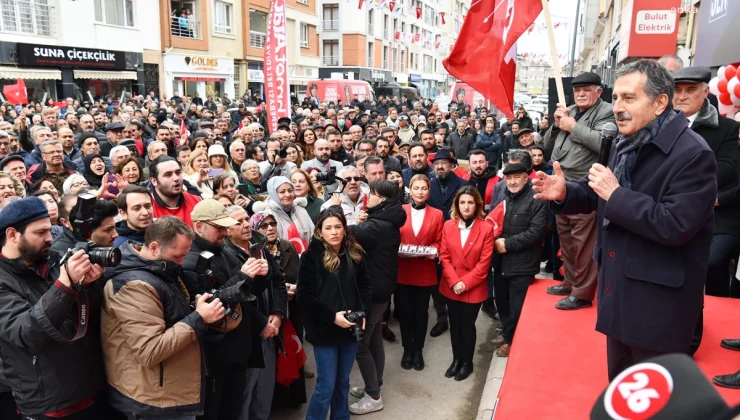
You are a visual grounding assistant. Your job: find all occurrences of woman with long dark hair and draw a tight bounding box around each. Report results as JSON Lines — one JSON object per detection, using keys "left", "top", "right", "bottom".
{"left": 297, "top": 207, "right": 371, "bottom": 420}
{"left": 396, "top": 175, "right": 443, "bottom": 371}
{"left": 297, "top": 128, "right": 317, "bottom": 160}
{"left": 439, "top": 186, "right": 494, "bottom": 381}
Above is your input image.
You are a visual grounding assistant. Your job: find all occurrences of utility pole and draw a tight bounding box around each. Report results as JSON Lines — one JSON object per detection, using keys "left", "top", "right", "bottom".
{"left": 569, "top": 0, "right": 582, "bottom": 77}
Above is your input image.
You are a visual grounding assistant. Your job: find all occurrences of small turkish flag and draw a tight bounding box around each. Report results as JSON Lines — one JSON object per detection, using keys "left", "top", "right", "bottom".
{"left": 389, "top": 1, "right": 395, "bottom": 12}
{"left": 3, "top": 79, "right": 28, "bottom": 105}
{"left": 358, "top": 0, "right": 364, "bottom": 9}
{"left": 395, "top": 31, "right": 400, "bottom": 40}
{"left": 415, "top": 6, "right": 422, "bottom": 19}
{"left": 414, "top": 33, "right": 420, "bottom": 43}
{"left": 440, "top": 11, "right": 446, "bottom": 24}
{"left": 288, "top": 222, "right": 308, "bottom": 255}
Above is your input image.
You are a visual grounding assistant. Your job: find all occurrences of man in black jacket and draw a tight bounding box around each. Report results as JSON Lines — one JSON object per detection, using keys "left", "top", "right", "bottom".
{"left": 182, "top": 199, "right": 270, "bottom": 420}
{"left": 113, "top": 186, "right": 153, "bottom": 248}
{"left": 347, "top": 181, "right": 407, "bottom": 415}
{"left": 490, "top": 163, "right": 548, "bottom": 358}
{"left": 0, "top": 197, "right": 107, "bottom": 419}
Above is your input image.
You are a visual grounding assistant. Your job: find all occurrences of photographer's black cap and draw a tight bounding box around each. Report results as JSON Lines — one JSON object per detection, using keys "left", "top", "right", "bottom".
{"left": 0, "top": 197, "right": 49, "bottom": 235}
{"left": 278, "top": 117, "right": 292, "bottom": 125}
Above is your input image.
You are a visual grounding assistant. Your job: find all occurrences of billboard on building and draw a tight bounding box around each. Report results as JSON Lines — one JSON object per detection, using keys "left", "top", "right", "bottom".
{"left": 693, "top": 0, "right": 740, "bottom": 67}
{"left": 618, "top": 0, "right": 681, "bottom": 63}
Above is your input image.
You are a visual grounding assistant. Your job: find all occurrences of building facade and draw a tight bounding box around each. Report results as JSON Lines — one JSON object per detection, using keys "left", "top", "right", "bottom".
{"left": 0, "top": 0, "right": 161, "bottom": 102}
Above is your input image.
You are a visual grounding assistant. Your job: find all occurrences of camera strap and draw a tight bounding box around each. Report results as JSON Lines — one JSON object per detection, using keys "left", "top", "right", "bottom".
{"left": 71, "top": 289, "right": 90, "bottom": 341}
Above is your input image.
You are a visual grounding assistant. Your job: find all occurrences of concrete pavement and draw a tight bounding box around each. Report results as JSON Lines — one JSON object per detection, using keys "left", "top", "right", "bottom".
{"left": 272, "top": 304, "right": 499, "bottom": 420}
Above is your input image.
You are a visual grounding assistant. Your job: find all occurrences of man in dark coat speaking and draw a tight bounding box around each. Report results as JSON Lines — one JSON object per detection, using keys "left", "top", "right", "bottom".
{"left": 532, "top": 60, "right": 717, "bottom": 381}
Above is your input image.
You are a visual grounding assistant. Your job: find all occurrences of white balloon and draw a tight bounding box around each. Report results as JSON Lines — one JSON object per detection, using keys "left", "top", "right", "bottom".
{"left": 719, "top": 66, "right": 727, "bottom": 80}
{"left": 728, "top": 77, "right": 740, "bottom": 98}
{"left": 709, "top": 77, "right": 721, "bottom": 96}
{"left": 732, "top": 94, "right": 740, "bottom": 107}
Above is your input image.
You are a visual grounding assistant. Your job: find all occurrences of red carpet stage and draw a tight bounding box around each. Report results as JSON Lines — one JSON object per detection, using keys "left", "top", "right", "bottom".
{"left": 493, "top": 279, "right": 740, "bottom": 419}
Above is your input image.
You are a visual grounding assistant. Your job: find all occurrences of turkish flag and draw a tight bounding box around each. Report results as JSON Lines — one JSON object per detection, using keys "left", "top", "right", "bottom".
{"left": 358, "top": 0, "right": 364, "bottom": 9}
{"left": 395, "top": 31, "right": 400, "bottom": 40}
{"left": 389, "top": 1, "right": 395, "bottom": 11}
{"left": 414, "top": 33, "right": 421, "bottom": 43}
{"left": 440, "top": 11, "right": 446, "bottom": 24}
{"left": 3, "top": 79, "right": 28, "bottom": 105}
{"left": 276, "top": 319, "right": 307, "bottom": 386}
{"left": 443, "top": 0, "right": 542, "bottom": 119}
{"left": 415, "top": 6, "right": 422, "bottom": 19}
{"left": 287, "top": 222, "right": 308, "bottom": 255}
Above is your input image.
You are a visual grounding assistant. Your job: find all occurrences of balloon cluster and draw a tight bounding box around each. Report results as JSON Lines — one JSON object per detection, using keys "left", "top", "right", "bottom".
{"left": 709, "top": 63, "right": 740, "bottom": 116}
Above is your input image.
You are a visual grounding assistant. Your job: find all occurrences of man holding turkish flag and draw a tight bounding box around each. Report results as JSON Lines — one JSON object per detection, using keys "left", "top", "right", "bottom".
{"left": 3, "top": 78, "right": 28, "bottom": 105}
{"left": 443, "top": 0, "right": 542, "bottom": 119}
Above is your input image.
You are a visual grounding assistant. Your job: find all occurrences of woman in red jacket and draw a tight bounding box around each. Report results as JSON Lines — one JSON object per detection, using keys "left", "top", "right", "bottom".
{"left": 439, "top": 186, "right": 494, "bottom": 381}
{"left": 396, "top": 174, "right": 444, "bottom": 372}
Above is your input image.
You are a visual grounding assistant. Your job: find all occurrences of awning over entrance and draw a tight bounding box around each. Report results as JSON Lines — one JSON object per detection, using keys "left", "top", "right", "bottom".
{"left": 73, "top": 70, "right": 137, "bottom": 80}
{"left": 0, "top": 66, "right": 62, "bottom": 80}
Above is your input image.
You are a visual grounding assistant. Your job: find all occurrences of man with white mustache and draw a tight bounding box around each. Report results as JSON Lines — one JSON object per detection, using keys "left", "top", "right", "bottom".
{"left": 542, "top": 72, "right": 615, "bottom": 311}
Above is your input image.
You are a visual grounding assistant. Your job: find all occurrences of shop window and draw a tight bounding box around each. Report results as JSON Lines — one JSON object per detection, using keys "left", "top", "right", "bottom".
{"left": 214, "top": 0, "right": 232, "bottom": 34}
{"left": 0, "top": 78, "right": 56, "bottom": 103}
{"left": 94, "top": 0, "right": 136, "bottom": 28}
{"left": 205, "top": 81, "right": 223, "bottom": 99}
{"left": 300, "top": 23, "right": 308, "bottom": 48}
{"left": 75, "top": 79, "right": 132, "bottom": 102}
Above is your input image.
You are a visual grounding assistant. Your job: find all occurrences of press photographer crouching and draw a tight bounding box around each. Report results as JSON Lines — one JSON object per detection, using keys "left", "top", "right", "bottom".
{"left": 101, "top": 216, "right": 223, "bottom": 420}
{"left": 297, "top": 206, "right": 372, "bottom": 419}
{"left": 182, "top": 199, "right": 269, "bottom": 420}
{"left": 51, "top": 192, "right": 120, "bottom": 258}
{"left": 0, "top": 197, "right": 108, "bottom": 419}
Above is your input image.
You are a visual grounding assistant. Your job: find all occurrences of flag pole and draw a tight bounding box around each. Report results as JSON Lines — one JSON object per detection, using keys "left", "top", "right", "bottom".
{"left": 541, "top": 0, "right": 566, "bottom": 106}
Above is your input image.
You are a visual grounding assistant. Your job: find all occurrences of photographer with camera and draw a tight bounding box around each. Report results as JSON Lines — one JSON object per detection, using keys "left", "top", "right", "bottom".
{"left": 101, "top": 216, "right": 222, "bottom": 420}
{"left": 301, "top": 138, "right": 344, "bottom": 195}
{"left": 321, "top": 166, "right": 370, "bottom": 226}
{"left": 258, "top": 135, "right": 296, "bottom": 180}
{"left": 51, "top": 192, "right": 120, "bottom": 258}
{"left": 182, "top": 199, "right": 270, "bottom": 420}
{"left": 297, "top": 206, "right": 372, "bottom": 420}
{"left": 0, "top": 197, "right": 108, "bottom": 419}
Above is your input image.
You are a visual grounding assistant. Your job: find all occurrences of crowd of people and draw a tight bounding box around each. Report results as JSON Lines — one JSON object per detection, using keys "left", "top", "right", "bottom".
{"left": 0, "top": 53, "right": 739, "bottom": 420}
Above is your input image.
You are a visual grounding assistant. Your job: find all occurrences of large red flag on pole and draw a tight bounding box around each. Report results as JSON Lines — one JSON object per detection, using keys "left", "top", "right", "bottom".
{"left": 264, "top": 0, "right": 290, "bottom": 133}
{"left": 443, "top": 0, "right": 543, "bottom": 119}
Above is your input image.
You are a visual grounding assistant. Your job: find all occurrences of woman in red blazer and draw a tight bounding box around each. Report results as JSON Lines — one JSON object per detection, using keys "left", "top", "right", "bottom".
{"left": 396, "top": 174, "right": 444, "bottom": 372}
{"left": 439, "top": 186, "right": 494, "bottom": 381}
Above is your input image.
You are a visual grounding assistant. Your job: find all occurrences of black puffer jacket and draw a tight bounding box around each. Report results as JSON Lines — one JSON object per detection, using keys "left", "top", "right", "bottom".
{"left": 182, "top": 235, "right": 268, "bottom": 370}
{"left": 0, "top": 254, "right": 105, "bottom": 415}
{"left": 496, "top": 182, "right": 549, "bottom": 276}
{"left": 296, "top": 238, "right": 372, "bottom": 346}
{"left": 348, "top": 198, "right": 407, "bottom": 303}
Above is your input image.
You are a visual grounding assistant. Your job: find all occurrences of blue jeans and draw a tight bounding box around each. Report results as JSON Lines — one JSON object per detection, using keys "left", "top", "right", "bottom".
{"left": 306, "top": 341, "right": 359, "bottom": 420}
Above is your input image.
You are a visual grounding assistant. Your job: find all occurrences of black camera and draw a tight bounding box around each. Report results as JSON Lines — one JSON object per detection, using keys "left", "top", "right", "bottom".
{"left": 344, "top": 311, "right": 366, "bottom": 341}
{"left": 315, "top": 167, "right": 336, "bottom": 185}
{"left": 193, "top": 251, "right": 256, "bottom": 321}
{"left": 270, "top": 148, "right": 288, "bottom": 160}
{"left": 63, "top": 193, "right": 121, "bottom": 267}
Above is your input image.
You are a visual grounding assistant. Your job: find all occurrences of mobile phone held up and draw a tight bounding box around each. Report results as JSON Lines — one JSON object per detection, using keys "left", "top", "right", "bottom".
{"left": 208, "top": 168, "right": 225, "bottom": 178}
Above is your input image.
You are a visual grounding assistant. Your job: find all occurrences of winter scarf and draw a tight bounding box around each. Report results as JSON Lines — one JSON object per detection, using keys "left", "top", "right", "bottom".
{"left": 612, "top": 109, "right": 678, "bottom": 190}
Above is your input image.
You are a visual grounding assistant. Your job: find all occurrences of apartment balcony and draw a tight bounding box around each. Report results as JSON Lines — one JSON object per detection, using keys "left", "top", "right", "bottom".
{"left": 382, "top": 60, "right": 388, "bottom": 69}
{"left": 322, "top": 56, "right": 340, "bottom": 66}
{"left": 171, "top": 16, "right": 201, "bottom": 39}
{"left": 367, "top": 23, "right": 374, "bottom": 35}
{"left": 250, "top": 31, "right": 266, "bottom": 48}
{"left": 384, "top": 29, "right": 390, "bottom": 40}
{"left": 0, "top": 0, "right": 55, "bottom": 37}
{"left": 323, "top": 19, "right": 339, "bottom": 31}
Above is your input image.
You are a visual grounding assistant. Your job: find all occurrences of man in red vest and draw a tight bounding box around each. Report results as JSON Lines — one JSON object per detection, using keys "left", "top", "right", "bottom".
{"left": 466, "top": 149, "right": 500, "bottom": 212}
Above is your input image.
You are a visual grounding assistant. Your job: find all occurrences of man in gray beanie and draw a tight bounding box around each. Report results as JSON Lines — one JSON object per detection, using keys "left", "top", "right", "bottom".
{"left": 0, "top": 197, "right": 107, "bottom": 418}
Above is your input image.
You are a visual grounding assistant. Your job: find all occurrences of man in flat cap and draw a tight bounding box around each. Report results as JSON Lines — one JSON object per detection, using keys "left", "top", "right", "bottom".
{"left": 542, "top": 72, "right": 615, "bottom": 310}
{"left": 673, "top": 66, "right": 740, "bottom": 301}
{"left": 100, "top": 122, "right": 125, "bottom": 157}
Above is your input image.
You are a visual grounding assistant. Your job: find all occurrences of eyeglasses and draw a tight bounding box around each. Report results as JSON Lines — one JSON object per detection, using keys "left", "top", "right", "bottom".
{"left": 42, "top": 150, "right": 64, "bottom": 155}
{"left": 70, "top": 181, "right": 89, "bottom": 189}
{"left": 259, "top": 221, "right": 278, "bottom": 229}
{"left": 205, "top": 222, "right": 228, "bottom": 231}
{"left": 343, "top": 176, "right": 362, "bottom": 182}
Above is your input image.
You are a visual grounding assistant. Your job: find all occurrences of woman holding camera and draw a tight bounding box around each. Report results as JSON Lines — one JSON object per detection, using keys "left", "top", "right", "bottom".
{"left": 183, "top": 149, "right": 214, "bottom": 198}
{"left": 439, "top": 186, "right": 494, "bottom": 381}
{"left": 396, "top": 175, "right": 443, "bottom": 371}
{"left": 297, "top": 207, "right": 372, "bottom": 420}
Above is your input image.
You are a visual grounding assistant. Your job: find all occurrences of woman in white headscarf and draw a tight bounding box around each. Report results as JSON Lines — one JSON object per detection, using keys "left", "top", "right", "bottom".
{"left": 262, "top": 176, "right": 314, "bottom": 249}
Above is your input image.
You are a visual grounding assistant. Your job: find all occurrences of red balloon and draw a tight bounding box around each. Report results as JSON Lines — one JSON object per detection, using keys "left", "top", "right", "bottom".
{"left": 718, "top": 78, "right": 729, "bottom": 93}
{"left": 735, "top": 82, "right": 740, "bottom": 98}
{"left": 737, "top": 66, "right": 740, "bottom": 81}
{"left": 719, "top": 92, "right": 733, "bottom": 106}
{"left": 725, "top": 65, "right": 737, "bottom": 81}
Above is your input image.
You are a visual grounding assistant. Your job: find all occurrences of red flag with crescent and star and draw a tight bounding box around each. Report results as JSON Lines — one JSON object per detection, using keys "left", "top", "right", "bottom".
{"left": 443, "top": 0, "right": 542, "bottom": 119}
{"left": 287, "top": 222, "right": 308, "bottom": 255}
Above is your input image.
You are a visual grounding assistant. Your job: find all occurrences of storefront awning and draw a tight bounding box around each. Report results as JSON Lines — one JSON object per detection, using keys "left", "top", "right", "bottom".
{"left": 0, "top": 66, "right": 62, "bottom": 80}
{"left": 73, "top": 70, "right": 137, "bottom": 80}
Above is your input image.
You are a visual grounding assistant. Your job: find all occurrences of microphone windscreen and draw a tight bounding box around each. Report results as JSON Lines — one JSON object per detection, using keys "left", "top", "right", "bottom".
{"left": 590, "top": 354, "right": 730, "bottom": 420}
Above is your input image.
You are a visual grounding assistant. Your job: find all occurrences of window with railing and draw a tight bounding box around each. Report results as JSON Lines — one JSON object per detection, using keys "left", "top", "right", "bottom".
{"left": 323, "top": 40, "right": 339, "bottom": 66}
{"left": 367, "top": 42, "right": 374, "bottom": 67}
{"left": 323, "top": 4, "right": 338, "bottom": 30}
{"left": 214, "top": 1, "right": 232, "bottom": 34}
{"left": 95, "top": 0, "right": 135, "bottom": 27}
{"left": 0, "top": 0, "right": 54, "bottom": 36}
{"left": 383, "top": 15, "right": 389, "bottom": 40}
{"left": 233, "top": 63, "right": 240, "bottom": 86}
{"left": 249, "top": 10, "right": 266, "bottom": 48}
{"left": 300, "top": 23, "right": 308, "bottom": 48}
{"left": 367, "top": 9, "right": 373, "bottom": 35}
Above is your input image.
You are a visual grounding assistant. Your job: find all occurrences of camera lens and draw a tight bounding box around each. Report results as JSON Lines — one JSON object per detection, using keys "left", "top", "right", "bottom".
{"left": 88, "top": 247, "right": 122, "bottom": 267}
